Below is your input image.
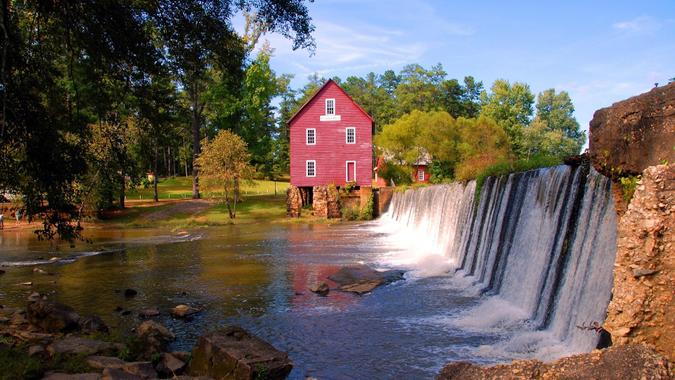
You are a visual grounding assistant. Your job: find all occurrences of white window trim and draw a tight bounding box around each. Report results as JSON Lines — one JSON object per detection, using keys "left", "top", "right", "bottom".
{"left": 306, "top": 160, "right": 316, "bottom": 177}
{"left": 417, "top": 168, "right": 425, "bottom": 181}
{"left": 325, "top": 98, "right": 335, "bottom": 115}
{"left": 345, "top": 127, "right": 356, "bottom": 144}
{"left": 345, "top": 160, "right": 356, "bottom": 182}
{"left": 306, "top": 128, "right": 316, "bottom": 145}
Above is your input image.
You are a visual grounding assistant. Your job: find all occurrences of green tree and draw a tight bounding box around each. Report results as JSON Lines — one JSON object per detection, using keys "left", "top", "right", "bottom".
{"left": 521, "top": 89, "right": 585, "bottom": 159}
{"left": 480, "top": 79, "right": 535, "bottom": 156}
{"left": 454, "top": 116, "right": 511, "bottom": 180}
{"left": 196, "top": 130, "right": 254, "bottom": 219}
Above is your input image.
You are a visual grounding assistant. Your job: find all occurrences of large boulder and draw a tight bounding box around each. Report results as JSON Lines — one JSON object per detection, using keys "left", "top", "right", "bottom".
{"left": 589, "top": 82, "right": 675, "bottom": 178}
{"left": 604, "top": 164, "right": 675, "bottom": 362}
{"left": 47, "top": 336, "right": 121, "bottom": 356}
{"left": 188, "top": 326, "right": 292, "bottom": 380}
{"left": 436, "top": 344, "right": 672, "bottom": 380}
{"left": 136, "top": 320, "right": 175, "bottom": 358}
{"left": 27, "top": 299, "right": 81, "bottom": 333}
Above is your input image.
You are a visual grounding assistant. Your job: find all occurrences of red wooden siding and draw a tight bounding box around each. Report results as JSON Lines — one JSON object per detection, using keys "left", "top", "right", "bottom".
{"left": 290, "top": 80, "right": 373, "bottom": 187}
{"left": 413, "top": 164, "right": 430, "bottom": 183}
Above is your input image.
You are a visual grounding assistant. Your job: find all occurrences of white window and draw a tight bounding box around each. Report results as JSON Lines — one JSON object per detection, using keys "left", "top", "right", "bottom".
{"left": 306, "top": 128, "right": 316, "bottom": 145}
{"left": 346, "top": 127, "right": 355, "bottom": 144}
{"left": 417, "top": 169, "right": 425, "bottom": 181}
{"left": 306, "top": 160, "right": 316, "bottom": 177}
{"left": 325, "top": 98, "right": 335, "bottom": 115}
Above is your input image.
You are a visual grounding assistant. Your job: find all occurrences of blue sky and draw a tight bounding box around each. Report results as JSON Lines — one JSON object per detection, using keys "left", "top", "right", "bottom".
{"left": 236, "top": 0, "right": 674, "bottom": 137}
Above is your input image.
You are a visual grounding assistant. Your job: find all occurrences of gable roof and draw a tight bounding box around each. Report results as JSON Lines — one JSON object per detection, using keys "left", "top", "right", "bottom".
{"left": 288, "top": 79, "right": 374, "bottom": 125}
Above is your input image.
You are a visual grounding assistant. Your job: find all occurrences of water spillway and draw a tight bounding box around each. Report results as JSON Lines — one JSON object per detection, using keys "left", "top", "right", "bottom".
{"left": 382, "top": 164, "right": 617, "bottom": 359}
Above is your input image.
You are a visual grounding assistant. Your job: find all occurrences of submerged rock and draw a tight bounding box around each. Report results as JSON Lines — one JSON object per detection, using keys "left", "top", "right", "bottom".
{"left": 328, "top": 264, "right": 405, "bottom": 294}
{"left": 27, "top": 299, "right": 81, "bottom": 333}
{"left": 124, "top": 289, "right": 138, "bottom": 298}
{"left": 138, "top": 308, "right": 160, "bottom": 318}
{"left": 101, "top": 368, "right": 141, "bottom": 380}
{"left": 171, "top": 304, "right": 200, "bottom": 318}
{"left": 189, "top": 326, "right": 292, "bottom": 380}
{"left": 80, "top": 315, "right": 109, "bottom": 334}
{"left": 309, "top": 282, "right": 330, "bottom": 296}
{"left": 436, "top": 344, "right": 672, "bottom": 380}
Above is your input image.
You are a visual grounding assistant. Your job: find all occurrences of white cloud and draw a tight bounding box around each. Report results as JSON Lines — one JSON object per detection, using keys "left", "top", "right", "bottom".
{"left": 612, "top": 16, "right": 661, "bottom": 33}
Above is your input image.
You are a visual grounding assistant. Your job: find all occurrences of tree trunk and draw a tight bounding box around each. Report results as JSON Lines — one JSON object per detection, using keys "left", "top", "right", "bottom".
{"left": 119, "top": 171, "right": 125, "bottom": 209}
{"left": 153, "top": 146, "right": 159, "bottom": 202}
{"left": 192, "top": 87, "right": 202, "bottom": 199}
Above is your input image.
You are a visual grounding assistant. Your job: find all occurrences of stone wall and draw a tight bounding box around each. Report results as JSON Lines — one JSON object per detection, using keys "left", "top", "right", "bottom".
{"left": 589, "top": 83, "right": 674, "bottom": 178}
{"left": 377, "top": 187, "right": 394, "bottom": 215}
{"left": 604, "top": 164, "right": 674, "bottom": 362}
{"left": 286, "top": 186, "right": 302, "bottom": 217}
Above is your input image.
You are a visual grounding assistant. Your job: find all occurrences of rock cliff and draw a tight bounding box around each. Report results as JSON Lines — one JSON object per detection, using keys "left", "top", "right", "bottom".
{"left": 589, "top": 83, "right": 674, "bottom": 179}
{"left": 604, "top": 164, "right": 674, "bottom": 362}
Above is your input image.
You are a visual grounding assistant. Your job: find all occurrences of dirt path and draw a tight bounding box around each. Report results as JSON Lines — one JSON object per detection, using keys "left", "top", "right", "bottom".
{"left": 141, "top": 199, "right": 213, "bottom": 221}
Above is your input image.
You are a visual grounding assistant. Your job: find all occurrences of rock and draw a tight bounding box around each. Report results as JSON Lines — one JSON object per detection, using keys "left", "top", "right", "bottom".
{"left": 18, "top": 281, "right": 33, "bottom": 286}
{"left": 156, "top": 352, "right": 187, "bottom": 377}
{"left": 604, "top": 164, "right": 674, "bottom": 362}
{"left": 26, "top": 299, "right": 81, "bottom": 333}
{"left": 328, "top": 264, "right": 405, "bottom": 294}
{"left": 9, "top": 330, "right": 54, "bottom": 345}
{"left": 28, "top": 345, "right": 45, "bottom": 357}
{"left": 589, "top": 82, "right": 675, "bottom": 178}
{"left": 0, "top": 269, "right": 5, "bottom": 275}
{"left": 171, "top": 304, "right": 200, "bottom": 318}
{"left": 124, "top": 289, "right": 138, "bottom": 298}
{"left": 632, "top": 268, "right": 659, "bottom": 278}
{"left": 33, "top": 267, "right": 50, "bottom": 275}
{"left": 437, "top": 344, "right": 672, "bottom": 380}
{"left": 339, "top": 279, "right": 383, "bottom": 295}
{"left": 47, "top": 336, "right": 120, "bottom": 356}
{"left": 101, "top": 368, "right": 142, "bottom": 380}
{"left": 138, "top": 308, "right": 160, "bottom": 318}
{"left": 80, "top": 315, "right": 109, "bottom": 334}
{"left": 42, "top": 372, "right": 102, "bottom": 380}
{"left": 136, "top": 320, "right": 175, "bottom": 357}
{"left": 86, "top": 355, "right": 126, "bottom": 370}
{"left": 188, "top": 326, "right": 292, "bottom": 380}
{"left": 27, "top": 292, "right": 42, "bottom": 302}
{"left": 309, "top": 282, "right": 330, "bottom": 296}
{"left": 122, "top": 362, "right": 157, "bottom": 379}
{"left": 171, "top": 351, "right": 191, "bottom": 362}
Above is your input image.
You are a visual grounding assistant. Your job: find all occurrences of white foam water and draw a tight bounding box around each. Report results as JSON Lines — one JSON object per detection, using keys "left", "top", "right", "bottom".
{"left": 376, "top": 165, "right": 617, "bottom": 361}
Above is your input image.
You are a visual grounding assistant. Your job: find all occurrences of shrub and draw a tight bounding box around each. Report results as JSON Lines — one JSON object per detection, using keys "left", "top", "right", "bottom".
{"left": 619, "top": 175, "right": 640, "bottom": 203}
{"left": 359, "top": 194, "right": 374, "bottom": 221}
{"left": 341, "top": 205, "right": 359, "bottom": 221}
{"left": 378, "top": 163, "right": 412, "bottom": 186}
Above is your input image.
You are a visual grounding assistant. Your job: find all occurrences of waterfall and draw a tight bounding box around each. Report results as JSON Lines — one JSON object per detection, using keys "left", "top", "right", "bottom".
{"left": 381, "top": 164, "right": 617, "bottom": 360}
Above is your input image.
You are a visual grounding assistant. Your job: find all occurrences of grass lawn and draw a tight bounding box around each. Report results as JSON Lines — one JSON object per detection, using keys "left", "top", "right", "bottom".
{"left": 126, "top": 176, "right": 289, "bottom": 200}
{"left": 99, "top": 177, "right": 334, "bottom": 229}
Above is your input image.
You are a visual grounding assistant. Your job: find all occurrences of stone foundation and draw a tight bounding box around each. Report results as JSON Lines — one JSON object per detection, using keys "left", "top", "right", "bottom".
{"left": 312, "top": 185, "right": 341, "bottom": 219}
{"left": 286, "top": 186, "right": 302, "bottom": 217}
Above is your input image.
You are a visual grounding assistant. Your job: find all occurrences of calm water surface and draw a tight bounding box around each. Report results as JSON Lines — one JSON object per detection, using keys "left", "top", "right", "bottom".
{"left": 0, "top": 223, "right": 498, "bottom": 379}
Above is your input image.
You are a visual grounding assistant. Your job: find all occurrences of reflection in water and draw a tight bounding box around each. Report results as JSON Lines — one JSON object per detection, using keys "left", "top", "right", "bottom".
{"left": 1, "top": 223, "right": 494, "bottom": 379}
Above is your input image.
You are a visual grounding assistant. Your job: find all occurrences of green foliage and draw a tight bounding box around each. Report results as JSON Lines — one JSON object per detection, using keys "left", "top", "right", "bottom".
{"left": 359, "top": 194, "right": 374, "bottom": 221}
{"left": 197, "top": 130, "right": 255, "bottom": 219}
{"left": 470, "top": 155, "right": 563, "bottom": 200}
{"left": 619, "top": 175, "right": 641, "bottom": 203}
{"left": 379, "top": 163, "right": 412, "bottom": 186}
{"left": 0, "top": 346, "right": 44, "bottom": 380}
{"left": 479, "top": 79, "right": 535, "bottom": 156}
{"left": 521, "top": 89, "right": 585, "bottom": 159}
